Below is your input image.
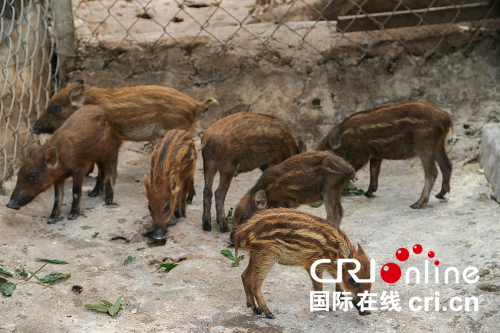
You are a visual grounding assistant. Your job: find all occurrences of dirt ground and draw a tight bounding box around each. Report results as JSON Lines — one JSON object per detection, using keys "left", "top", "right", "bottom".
{"left": 1, "top": 137, "right": 499, "bottom": 332}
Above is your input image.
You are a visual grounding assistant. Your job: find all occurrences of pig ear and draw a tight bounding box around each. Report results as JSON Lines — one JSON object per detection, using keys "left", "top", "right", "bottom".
{"left": 170, "top": 178, "right": 180, "bottom": 194}
{"left": 253, "top": 190, "right": 267, "bottom": 210}
{"left": 45, "top": 147, "right": 58, "bottom": 168}
{"left": 298, "top": 140, "right": 307, "bottom": 153}
{"left": 143, "top": 174, "right": 150, "bottom": 192}
{"left": 340, "top": 244, "right": 352, "bottom": 259}
{"left": 328, "top": 127, "right": 341, "bottom": 150}
{"left": 357, "top": 242, "right": 366, "bottom": 256}
{"left": 69, "top": 82, "right": 85, "bottom": 108}
{"left": 27, "top": 140, "right": 41, "bottom": 153}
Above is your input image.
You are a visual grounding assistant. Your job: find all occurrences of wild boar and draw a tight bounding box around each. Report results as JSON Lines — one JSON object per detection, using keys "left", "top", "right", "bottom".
{"left": 317, "top": 101, "right": 453, "bottom": 209}
{"left": 234, "top": 208, "right": 372, "bottom": 319}
{"left": 229, "top": 151, "right": 354, "bottom": 243}
{"left": 30, "top": 80, "right": 217, "bottom": 195}
{"left": 200, "top": 112, "right": 306, "bottom": 232}
{"left": 6, "top": 106, "right": 117, "bottom": 224}
{"left": 144, "top": 130, "right": 196, "bottom": 240}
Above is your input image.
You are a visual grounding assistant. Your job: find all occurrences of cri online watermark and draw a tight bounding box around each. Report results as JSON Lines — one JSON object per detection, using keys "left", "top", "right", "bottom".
{"left": 310, "top": 244, "right": 479, "bottom": 312}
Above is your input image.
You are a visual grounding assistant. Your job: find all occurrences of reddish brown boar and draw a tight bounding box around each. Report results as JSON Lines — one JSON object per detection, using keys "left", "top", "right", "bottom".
{"left": 230, "top": 151, "right": 354, "bottom": 243}
{"left": 234, "top": 208, "right": 372, "bottom": 319}
{"left": 201, "top": 112, "right": 306, "bottom": 232}
{"left": 30, "top": 80, "right": 216, "bottom": 196}
{"left": 144, "top": 130, "right": 196, "bottom": 240}
{"left": 6, "top": 106, "right": 117, "bottom": 224}
{"left": 317, "top": 101, "right": 453, "bottom": 209}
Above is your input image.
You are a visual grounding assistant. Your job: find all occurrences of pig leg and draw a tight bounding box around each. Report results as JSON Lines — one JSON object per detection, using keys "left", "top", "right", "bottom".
{"left": 241, "top": 256, "right": 257, "bottom": 311}
{"left": 110, "top": 138, "right": 122, "bottom": 185}
{"left": 102, "top": 160, "right": 115, "bottom": 205}
{"left": 365, "top": 158, "right": 382, "bottom": 198}
{"left": 305, "top": 260, "right": 324, "bottom": 291}
{"left": 48, "top": 181, "right": 65, "bottom": 224}
{"left": 323, "top": 188, "right": 343, "bottom": 227}
{"left": 68, "top": 171, "right": 86, "bottom": 220}
{"left": 178, "top": 181, "right": 190, "bottom": 217}
{"left": 215, "top": 170, "right": 235, "bottom": 232}
{"left": 202, "top": 151, "right": 215, "bottom": 231}
{"left": 87, "top": 162, "right": 104, "bottom": 197}
{"left": 435, "top": 144, "right": 452, "bottom": 199}
{"left": 411, "top": 154, "right": 438, "bottom": 209}
{"left": 248, "top": 253, "right": 277, "bottom": 319}
{"left": 186, "top": 177, "right": 195, "bottom": 205}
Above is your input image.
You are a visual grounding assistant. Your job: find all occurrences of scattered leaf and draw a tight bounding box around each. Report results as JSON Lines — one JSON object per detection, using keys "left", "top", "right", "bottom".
{"left": 85, "top": 295, "right": 124, "bottom": 317}
{"left": 40, "top": 273, "right": 71, "bottom": 285}
{"left": 19, "top": 265, "right": 28, "bottom": 278}
{"left": 0, "top": 268, "right": 13, "bottom": 277}
{"left": 124, "top": 256, "right": 136, "bottom": 266}
{"left": 342, "top": 182, "right": 365, "bottom": 196}
{"left": 220, "top": 249, "right": 244, "bottom": 267}
{"left": 84, "top": 239, "right": 91, "bottom": 242}
{"left": 92, "top": 232, "right": 99, "bottom": 239}
{"left": 227, "top": 207, "right": 233, "bottom": 218}
{"left": 35, "top": 258, "right": 68, "bottom": 265}
{"left": 157, "top": 263, "right": 177, "bottom": 273}
{"left": 310, "top": 202, "right": 322, "bottom": 208}
{"left": 131, "top": 308, "right": 137, "bottom": 314}
{"left": 28, "top": 271, "right": 43, "bottom": 283}
{"left": 1, "top": 281, "right": 16, "bottom": 296}
{"left": 458, "top": 25, "right": 470, "bottom": 31}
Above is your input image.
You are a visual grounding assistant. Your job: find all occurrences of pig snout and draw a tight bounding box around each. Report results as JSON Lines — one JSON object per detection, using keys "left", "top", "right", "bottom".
{"left": 29, "top": 126, "right": 41, "bottom": 135}
{"left": 152, "top": 228, "right": 167, "bottom": 240}
{"left": 353, "top": 299, "right": 371, "bottom": 316}
{"left": 6, "top": 199, "right": 21, "bottom": 210}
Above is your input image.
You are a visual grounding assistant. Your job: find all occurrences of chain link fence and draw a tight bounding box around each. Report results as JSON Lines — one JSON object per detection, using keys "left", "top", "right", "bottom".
{"left": 0, "top": 0, "right": 58, "bottom": 193}
{"left": 72, "top": 0, "right": 500, "bottom": 55}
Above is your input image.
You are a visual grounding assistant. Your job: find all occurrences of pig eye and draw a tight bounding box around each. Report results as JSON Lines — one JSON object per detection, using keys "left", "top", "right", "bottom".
{"left": 28, "top": 172, "right": 39, "bottom": 183}
{"left": 50, "top": 104, "right": 61, "bottom": 114}
{"left": 163, "top": 202, "right": 171, "bottom": 213}
{"left": 348, "top": 276, "right": 358, "bottom": 286}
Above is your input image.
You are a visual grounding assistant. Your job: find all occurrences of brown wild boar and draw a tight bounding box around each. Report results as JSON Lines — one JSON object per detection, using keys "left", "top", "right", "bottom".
{"left": 30, "top": 80, "right": 217, "bottom": 196}
{"left": 234, "top": 208, "right": 372, "bottom": 319}
{"left": 144, "top": 130, "right": 197, "bottom": 240}
{"left": 6, "top": 106, "right": 117, "bottom": 224}
{"left": 201, "top": 112, "right": 306, "bottom": 232}
{"left": 317, "top": 101, "right": 453, "bottom": 209}
{"left": 229, "top": 151, "right": 354, "bottom": 243}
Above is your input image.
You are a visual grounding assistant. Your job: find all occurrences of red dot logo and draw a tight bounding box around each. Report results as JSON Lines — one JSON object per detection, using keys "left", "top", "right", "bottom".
{"left": 380, "top": 263, "right": 402, "bottom": 283}
{"left": 434, "top": 260, "right": 440, "bottom": 266}
{"left": 428, "top": 251, "right": 435, "bottom": 258}
{"left": 413, "top": 244, "right": 423, "bottom": 254}
{"left": 396, "top": 248, "right": 409, "bottom": 261}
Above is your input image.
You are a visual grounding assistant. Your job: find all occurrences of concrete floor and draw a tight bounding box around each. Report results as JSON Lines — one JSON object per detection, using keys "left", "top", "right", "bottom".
{"left": 0, "top": 140, "right": 499, "bottom": 332}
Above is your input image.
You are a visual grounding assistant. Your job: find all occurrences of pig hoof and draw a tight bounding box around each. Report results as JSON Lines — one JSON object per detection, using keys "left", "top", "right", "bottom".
{"left": 87, "top": 190, "right": 99, "bottom": 197}
{"left": 247, "top": 303, "right": 253, "bottom": 308}
{"left": 227, "top": 237, "right": 236, "bottom": 246}
{"left": 181, "top": 211, "right": 186, "bottom": 218}
{"left": 202, "top": 221, "right": 211, "bottom": 231}
{"left": 105, "top": 197, "right": 115, "bottom": 205}
{"left": 410, "top": 203, "right": 422, "bottom": 209}
{"left": 186, "top": 198, "right": 193, "bottom": 205}
{"left": 253, "top": 308, "right": 262, "bottom": 315}
{"left": 174, "top": 211, "right": 181, "bottom": 219}
{"left": 265, "top": 313, "right": 275, "bottom": 319}
{"left": 47, "top": 218, "right": 57, "bottom": 224}
{"left": 359, "top": 310, "right": 371, "bottom": 316}
{"left": 68, "top": 214, "right": 78, "bottom": 220}
{"left": 435, "top": 193, "right": 446, "bottom": 199}
{"left": 364, "top": 191, "right": 374, "bottom": 198}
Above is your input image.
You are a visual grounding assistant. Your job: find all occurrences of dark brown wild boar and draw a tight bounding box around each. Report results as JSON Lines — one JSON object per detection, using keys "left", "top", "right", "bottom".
{"left": 201, "top": 112, "right": 306, "bottom": 232}
{"left": 229, "top": 151, "right": 354, "bottom": 243}
{"left": 234, "top": 208, "right": 372, "bottom": 319}
{"left": 317, "top": 101, "right": 453, "bottom": 209}
{"left": 30, "top": 80, "right": 217, "bottom": 196}
{"left": 6, "top": 106, "right": 117, "bottom": 224}
{"left": 144, "top": 130, "right": 196, "bottom": 240}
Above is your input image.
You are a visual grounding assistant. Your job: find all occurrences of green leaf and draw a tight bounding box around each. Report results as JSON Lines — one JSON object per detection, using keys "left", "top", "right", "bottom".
{"left": 0, "top": 268, "right": 13, "bottom": 277}
{"left": 157, "top": 263, "right": 177, "bottom": 273}
{"left": 0, "top": 277, "right": 7, "bottom": 284}
{"left": 231, "top": 255, "right": 245, "bottom": 267}
{"left": 28, "top": 271, "right": 43, "bottom": 283}
{"left": 309, "top": 202, "right": 323, "bottom": 208}
{"left": 220, "top": 249, "right": 234, "bottom": 261}
{"left": 1, "top": 281, "right": 16, "bottom": 296}
{"left": 40, "top": 273, "right": 71, "bottom": 285}
{"left": 35, "top": 258, "right": 68, "bottom": 265}
{"left": 84, "top": 304, "right": 109, "bottom": 311}
{"left": 124, "top": 256, "right": 136, "bottom": 266}
{"left": 226, "top": 207, "right": 233, "bottom": 218}
{"left": 110, "top": 296, "right": 123, "bottom": 317}
{"left": 92, "top": 232, "right": 99, "bottom": 239}
{"left": 19, "top": 265, "right": 28, "bottom": 278}
{"left": 100, "top": 300, "right": 113, "bottom": 307}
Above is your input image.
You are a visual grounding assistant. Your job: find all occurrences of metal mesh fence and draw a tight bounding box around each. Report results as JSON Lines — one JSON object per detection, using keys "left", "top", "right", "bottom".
{"left": 0, "top": 0, "right": 58, "bottom": 193}
{"left": 72, "top": 0, "right": 500, "bottom": 55}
